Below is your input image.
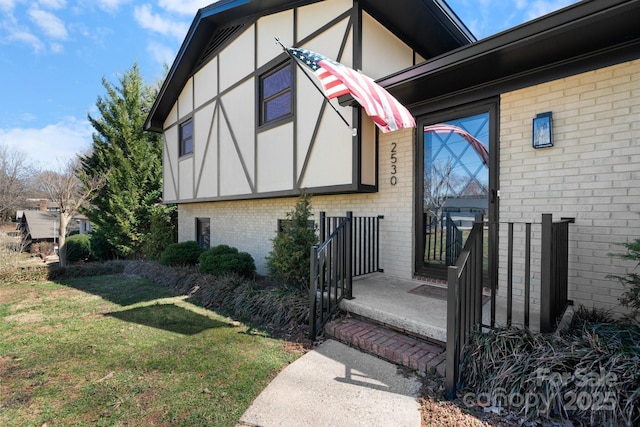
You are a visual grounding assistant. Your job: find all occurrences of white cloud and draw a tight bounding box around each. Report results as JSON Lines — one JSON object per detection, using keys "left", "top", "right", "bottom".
{"left": 147, "top": 41, "right": 175, "bottom": 67}
{"left": 158, "top": 0, "right": 216, "bottom": 15}
{"left": 0, "top": 118, "right": 93, "bottom": 170}
{"left": 95, "top": 0, "right": 130, "bottom": 12}
{"left": 0, "top": 0, "right": 15, "bottom": 12}
{"left": 1, "top": 13, "right": 45, "bottom": 52}
{"left": 134, "top": 4, "right": 189, "bottom": 40}
{"left": 38, "top": 0, "right": 66, "bottom": 10}
{"left": 28, "top": 8, "right": 68, "bottom": 39}
{"left": 50, "top": 41, "right": 64, "bottom": 52}
{"left": 526, "top": 0, "right": 575, "bottom": 20}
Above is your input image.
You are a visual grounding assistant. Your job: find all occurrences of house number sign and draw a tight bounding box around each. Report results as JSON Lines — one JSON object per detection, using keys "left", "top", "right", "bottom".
{"left": 390, "top": 142, "right": 398, "bottom": 185}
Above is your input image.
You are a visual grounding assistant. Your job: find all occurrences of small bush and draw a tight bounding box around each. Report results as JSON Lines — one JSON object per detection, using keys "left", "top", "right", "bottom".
{"left": 205, "top": 244, "right": 238, "bottom": 257}
{"left": 461, "top": 307, "right": 640, "bottom": 426}
{"left": 265, "top": 192, "right": 318, "bottom": 290}
{"left": 65, "top": 234, "right": 92, "bottom": 263}
{"left": 199, "top": 245, "right": 256, "bottom": 278}
{"left": 159, "top": 241, "right": 204, "bottom": 266}
{"left": 124, "top": 261, "right": 308, "bottom": 330}
{"left": 0, "top": 261, "right": 129, "bottom": 284}
{"left": 142, "top": 205, "right": 178, "bottom": 260}
{"left": 89, "top": 232, "right": 116, "bottom": 261}
{"left": 608, "top": 237, "right": 640, "bottom": 323}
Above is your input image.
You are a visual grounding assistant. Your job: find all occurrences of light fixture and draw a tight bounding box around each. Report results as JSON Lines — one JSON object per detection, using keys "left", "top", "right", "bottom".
{"left": 532, "top": 112, "right": 553, "bottom": 149}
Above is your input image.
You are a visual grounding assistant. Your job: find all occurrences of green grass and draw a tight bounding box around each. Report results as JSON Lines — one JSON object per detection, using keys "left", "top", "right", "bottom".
{"left": 0, "top": 274, "right": 299, "bottom": 426}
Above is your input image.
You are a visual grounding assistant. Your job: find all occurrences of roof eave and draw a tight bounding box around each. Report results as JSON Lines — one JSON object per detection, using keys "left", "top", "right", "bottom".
{"left": 377, "top": 0, "right": 640, "bottom": 108}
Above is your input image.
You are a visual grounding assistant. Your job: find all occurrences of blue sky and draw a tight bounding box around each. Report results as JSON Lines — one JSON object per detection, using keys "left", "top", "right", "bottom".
{"left": 0, "top": 0, "right": 578, "bottom": 170}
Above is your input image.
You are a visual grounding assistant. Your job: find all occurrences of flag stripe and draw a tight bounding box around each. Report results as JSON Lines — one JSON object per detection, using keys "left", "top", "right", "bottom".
{"left": 424, "top": 123, "right": 489, "bottom": 165}
{"left": 288, "top": 47, "right": 415, "bottom": 133}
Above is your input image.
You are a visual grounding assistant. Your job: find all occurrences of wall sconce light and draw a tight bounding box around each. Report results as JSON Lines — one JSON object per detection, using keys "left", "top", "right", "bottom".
{"left": 532, "top": 112, "right": 553, "bottom": 148}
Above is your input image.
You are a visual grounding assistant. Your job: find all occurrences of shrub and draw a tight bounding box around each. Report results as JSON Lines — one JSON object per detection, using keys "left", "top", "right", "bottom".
{"left": 124, "top": 261, "right": 308, "bottom": 329}
{"left": 159, "top": 241, "right": 204, "bottom": 266}
{"left": 0, "top": 261, "right": 128, "bottom": 284}
{"left": 89, "top": 231, "right": 116, "bottom": 261}
{"left": 461, "top": 309, "right": 640, "bottom": 426}
{"left": 65, "top": 234, "right": 92, "bottom": 263}
{"left": 205, "top": 244, "right": 237, "bottom": 257}
{"left": 142, "top": 205, "right": 178, "bottom": 260}
{"left": 608, "top": 237, "right": 640, "bottom": 324}
{"left": 265, "top": 192, "right": 318, "bottom": 290}
{"left": 199, "top": 245, "right": 256, "bottom": 278}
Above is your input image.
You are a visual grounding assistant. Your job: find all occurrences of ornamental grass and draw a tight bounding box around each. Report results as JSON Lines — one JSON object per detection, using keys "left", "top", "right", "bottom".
{"left": 461, "top": 306, "right": 640, "bottom": 426}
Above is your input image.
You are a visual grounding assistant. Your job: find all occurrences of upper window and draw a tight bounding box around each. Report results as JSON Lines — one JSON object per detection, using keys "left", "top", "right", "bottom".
{"left": 179, "top": 119, "right": 193, "bottom": 156}
{"left": 259, "top": 62, "right": 293, "bottom": 126}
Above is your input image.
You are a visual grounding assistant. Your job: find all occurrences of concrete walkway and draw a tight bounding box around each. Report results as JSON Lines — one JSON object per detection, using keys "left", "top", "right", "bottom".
{"left": 238, "top": 339, "right": 422, "bottom": 427}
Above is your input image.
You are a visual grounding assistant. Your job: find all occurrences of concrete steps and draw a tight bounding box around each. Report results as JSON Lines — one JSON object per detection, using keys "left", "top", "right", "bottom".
{"left": 324, "top": 315, "right": 446, "bottom": 376}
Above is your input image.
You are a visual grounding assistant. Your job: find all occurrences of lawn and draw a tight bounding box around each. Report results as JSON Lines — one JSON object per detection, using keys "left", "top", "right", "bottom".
{"left": 0, "top": 274, "right": 300, "bottom": 426}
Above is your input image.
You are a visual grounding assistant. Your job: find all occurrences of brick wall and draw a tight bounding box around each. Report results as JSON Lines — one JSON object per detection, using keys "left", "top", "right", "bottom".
{"left": 499, "top": 59, "right": 640, "bottom": 316}
{"left": 178, "top": 127, "right": 416, "bottom": 277}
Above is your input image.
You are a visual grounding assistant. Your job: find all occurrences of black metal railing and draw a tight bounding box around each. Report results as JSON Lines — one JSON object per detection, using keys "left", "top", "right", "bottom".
{"left": 540, "top": 214, "right": 572, "bottom": 332}
{"left": 309, "top": 212, "right": 383, "bottom": 339}
{"left": 446, "top": 213, "right": 573, "bottom": 398}
{"left": 445, "top": 218, "right": 484, "bottom": 399}
{"left": 424, "top": 212, "right": 464, "bottom": 265}
{"left": 319, "top": 212, "right": 383, "bottom": 278}
{"left": 491, "top": 214, "right": 574, "bottom": 331}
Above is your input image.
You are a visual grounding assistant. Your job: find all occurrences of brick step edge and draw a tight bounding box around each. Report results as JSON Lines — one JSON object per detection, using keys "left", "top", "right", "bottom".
{"left": 324, "top": 316, "right": 446, "bottom": 377}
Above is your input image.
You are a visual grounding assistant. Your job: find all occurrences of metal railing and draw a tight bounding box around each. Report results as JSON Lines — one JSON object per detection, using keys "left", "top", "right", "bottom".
{"left": 424, "top": 212, "right": 464, "bottom": 265}
{"left": 319, "top": 212, "right": 383, "bottom": 278}
{"left": 446, "top": 213, "right": 573, "bottom": 398}
{"left": 445, "top": 218, "right": 484, "bottom": 399}
{"left": 540, "top": 214, "right": 572, "bottom": 332}
{"left": 309, "top": 212, "right": 383, "bottom": 339}
{"left": 492, "top": 214, "right": 574, "bottom": 331}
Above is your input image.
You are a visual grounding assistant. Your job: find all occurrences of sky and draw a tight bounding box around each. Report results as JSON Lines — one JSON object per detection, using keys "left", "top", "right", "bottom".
{"left": 0, "top": 0, "right": 579, "bottom": 171}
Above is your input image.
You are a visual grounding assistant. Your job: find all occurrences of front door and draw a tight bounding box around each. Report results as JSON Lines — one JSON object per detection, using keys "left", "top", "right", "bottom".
{"left": 416, "top": 100, "right": 498, "bottom": 282}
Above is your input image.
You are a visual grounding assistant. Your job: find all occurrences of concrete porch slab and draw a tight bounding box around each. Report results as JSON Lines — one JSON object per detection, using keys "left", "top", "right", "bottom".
{"left": 339, "top": 274, "right": 448, "bottom": 343}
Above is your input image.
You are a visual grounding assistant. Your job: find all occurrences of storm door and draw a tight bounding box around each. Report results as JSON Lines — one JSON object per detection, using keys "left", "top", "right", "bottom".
{"left": 416, "top": 102, "right": 497, "bottom": 281}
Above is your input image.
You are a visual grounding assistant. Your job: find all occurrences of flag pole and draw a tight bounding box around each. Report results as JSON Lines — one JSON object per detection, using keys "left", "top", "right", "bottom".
{"left": 275, "top": 37, "right": 353, "bottom": 132}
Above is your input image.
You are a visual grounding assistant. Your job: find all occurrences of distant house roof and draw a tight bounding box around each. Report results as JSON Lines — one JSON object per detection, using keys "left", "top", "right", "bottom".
{"left": 21, "top": 211, "right": 59, "bottom": 240}
{"left": 145, "top": 0, "right": 474, "bottom": 132}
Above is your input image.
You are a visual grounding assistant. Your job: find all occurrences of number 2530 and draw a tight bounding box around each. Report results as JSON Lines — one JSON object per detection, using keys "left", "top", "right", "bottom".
{"left": 390, "top": 142, "right": 398, "bottom": 185}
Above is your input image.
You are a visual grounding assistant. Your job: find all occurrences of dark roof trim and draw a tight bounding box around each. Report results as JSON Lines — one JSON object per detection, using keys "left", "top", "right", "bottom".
{"left": 146, "top": 0, "right": 312, "bottom": 133}
{"left": 376, "top": 0, "right": 640, "bottom": 110}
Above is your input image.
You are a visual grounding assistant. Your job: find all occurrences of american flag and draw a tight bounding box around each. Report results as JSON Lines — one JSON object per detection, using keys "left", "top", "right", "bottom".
{"left": 424, "top": 124, "right": 489, "bottom": 165}
{"left": 287, "top": 47, "right": 416, "bottom": 133}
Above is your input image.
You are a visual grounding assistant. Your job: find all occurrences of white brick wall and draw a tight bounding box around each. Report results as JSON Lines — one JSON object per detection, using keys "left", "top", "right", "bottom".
{"left": 499, "top": 59, "right": 640, "bottom": 316}
{"left": 178, "top": 128, "right": 416, "bottom": 278}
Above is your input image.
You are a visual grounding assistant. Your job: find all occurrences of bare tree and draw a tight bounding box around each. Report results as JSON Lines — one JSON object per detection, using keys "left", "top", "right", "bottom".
{"left": 0, "top": 144, "right": 34, "bottom": 221}
{"left": 424, "top": 158, "right": 464, "bottom": 220}
{"left": 37, "top": 159, "right": 104, "bottom": 267}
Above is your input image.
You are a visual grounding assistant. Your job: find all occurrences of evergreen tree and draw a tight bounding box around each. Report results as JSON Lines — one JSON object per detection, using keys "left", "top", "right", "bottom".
{"left": 266, "top": 192, "right": 318, "bottom": 290}
{"left": 80, "top": 63, "right": 169, "bottom": 259}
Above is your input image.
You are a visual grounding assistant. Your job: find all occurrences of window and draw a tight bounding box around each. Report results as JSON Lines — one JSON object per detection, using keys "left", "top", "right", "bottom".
{"left": 179, "top": 119, "right": 193, "bottom": 156}
{"left": 259, "top": 62, "right": 292, "bottom": 126}
{"left": 196, "top": 218, "right": 210, "bottom": 249}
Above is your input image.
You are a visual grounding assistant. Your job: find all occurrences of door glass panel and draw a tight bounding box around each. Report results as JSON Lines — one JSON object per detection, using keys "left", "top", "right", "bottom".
{"left": 423, "top": 112, "right": 489, "bottom": 266}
